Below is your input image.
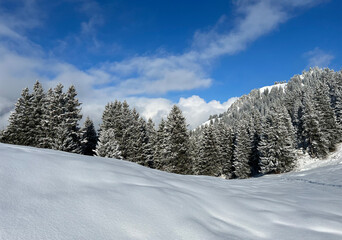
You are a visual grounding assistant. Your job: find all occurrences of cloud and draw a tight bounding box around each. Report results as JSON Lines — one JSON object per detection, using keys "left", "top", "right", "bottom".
{"left": 0, "top": 0, "right": 323, "bottom": 130}
{"left": 125, "top": 96, "right": 237, "bottom": 130}
{"left": 305, "top": 47, "right": 334, "bottom": 68}
{"left": 178, "top": 96, "right": 238, "bottom": 129}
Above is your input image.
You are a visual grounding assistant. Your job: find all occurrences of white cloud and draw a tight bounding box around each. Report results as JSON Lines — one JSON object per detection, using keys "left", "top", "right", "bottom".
{"left": 0, "top": 0, "right": 323, "bottom": 130}
{"left": 178, "top": 96, "right": 238, "bottom": 129}
{"left": 305, "top": 47, "right": 334, "bottom": 68}
{"left": 125, "top": 96, "right": 237, "bottom": 130}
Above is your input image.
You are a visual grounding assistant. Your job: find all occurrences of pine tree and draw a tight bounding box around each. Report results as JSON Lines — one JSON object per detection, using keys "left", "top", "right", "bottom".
{"left": 258, "top": 114, "right": 278, "bottom": 174}
{"left": 52, "top": 121, "right": 80, "bottom": 152}
{"left": 233, "top": 121, "right": 251, "bottom": 179}
{"left": 27, "top": 80, "right": 45, "bottom": 147}
{"left": 95, "top": 129, "right": 122, "bottom": 159}
{"left": 195, "top": 124, "right": 221, "bottom": 176}
{"left": 215, "top": 122, "right": 234, "bottom": 178}
{"left": 302, "top": 92, "right": 329, "bottom": 158}
{"left": 80, "top": 117, "right": 98, "bottom": 156}
{"left": 2, "top": 87, "right": 32, "bottom": 145}
{"left": 40, "top": 88, "right": 54, "bottom": 148}
{"left": 154, "top": 119, "right": 170, "bottom": 171}
{"left": 164, "top": 105, "right": 192, "bottom": 174}
{"left": 48, "top": 84, "right": 66, "bottom": 149}
{"left": 259, "top": 106, "right": 296, "bottom": 174}
{"left": 62, "top": 85, "right": 82, "bottom": 153}
{"left": 248, "top": 110, "right": 262, "bottom": 175}
{"left": 130, "top": 116, "right": 148, "bottom": 166}
{"left": 313, "top": 81, "right": 339, "bottom": 151}
{"left": 145, "top": 118, "right": 156, "bottom": 168}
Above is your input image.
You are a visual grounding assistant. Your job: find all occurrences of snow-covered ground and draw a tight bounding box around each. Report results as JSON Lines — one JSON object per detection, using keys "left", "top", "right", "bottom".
{"left": 259, "top": 83, "right": 287, "bottom": 94}
{"left": 0, "top": 143, "right": 341, "bottom": 240}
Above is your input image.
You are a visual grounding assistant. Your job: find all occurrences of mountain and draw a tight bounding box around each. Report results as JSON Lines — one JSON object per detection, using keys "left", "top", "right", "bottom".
{"left": 199, "top": 82, "right": 287, "bottom": 128}
{"left": 1, "top": 142, "right": 341, "bottom": 239}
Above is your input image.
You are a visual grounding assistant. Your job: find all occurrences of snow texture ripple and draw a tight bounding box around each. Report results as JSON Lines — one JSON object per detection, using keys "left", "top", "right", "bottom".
{"left": 0, "top": 143, "right": 341, "bottom": 240}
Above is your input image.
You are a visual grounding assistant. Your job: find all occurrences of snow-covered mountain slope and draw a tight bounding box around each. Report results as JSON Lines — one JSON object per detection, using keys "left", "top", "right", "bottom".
{"left": 1, "top": 143, "right": 342, "bottom": 240}
{"left": 259, "top": 82, "right": 286, "bottom": 94}
{"left": 198, "top": 83, "right": 287, "bottom": 128}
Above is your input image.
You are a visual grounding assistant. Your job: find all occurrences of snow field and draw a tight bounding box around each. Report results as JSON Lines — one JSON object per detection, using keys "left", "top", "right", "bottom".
{"left": 0, "top": 143, "right": 342, "bottom": 240}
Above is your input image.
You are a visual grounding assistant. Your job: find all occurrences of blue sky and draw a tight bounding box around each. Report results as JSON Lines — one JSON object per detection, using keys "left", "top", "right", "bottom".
{"left": 0, "top": 0, "right": 341, "bottom": 128}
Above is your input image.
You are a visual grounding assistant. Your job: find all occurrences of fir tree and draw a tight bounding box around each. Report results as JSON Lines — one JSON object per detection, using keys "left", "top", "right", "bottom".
{"left": 2, "top": 87, "right": 32, "bottom": 145}
{"left": 233, "top": 121, "right": 251, "bottom": 179}
{"left": 145, "top": 118, "right": 156, "bottom": 168}
{"left": 154, "top": 119, "right": 170, "bottom": 171}
{"left": 313, "top": 81, "right": 339, "bottom": 151}
{"left": 164, "top": 105, "right": 192, "bottom": 174}
{"left": 27, "top": 80, "right": 45, "bottom": 147}
{"left": 259, "top": 106, "right": 296, "bottom": 174}
{"left": 215, "top": 122, "right": 234, "bottom": 178}
{"left": 95, "top": 129, "right": 122, "bottom": 159}
{"left": 302, "top": 93, "right": 329, "bottom": 158}
{"left": 80, "top": 117, "right": 98, "bottom": 156}
{"left": 195, "top": 124, "right": 221, "bottom": 176}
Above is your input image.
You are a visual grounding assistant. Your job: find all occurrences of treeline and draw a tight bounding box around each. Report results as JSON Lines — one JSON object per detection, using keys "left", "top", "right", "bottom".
{"left": 0, "top": 81, "right": 97, "bottom": 155}
{"left": 1, "top": 67, "right": 342, "bottom": 179}
{"left": 96, "top": 102, "right": 192, "bottom": 174}
{"left": 194, "top": 67, "right": 342, "bottom": 178}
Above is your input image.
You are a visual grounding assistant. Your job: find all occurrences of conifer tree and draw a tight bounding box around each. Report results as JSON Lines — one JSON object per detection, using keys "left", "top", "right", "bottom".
{"left": 195, "top": 124, "right": 221, "bottom": 176}
{"left": 259, "top": 107, "right": 296, "bottom": 174}
{"left": 154, "top": 119, "right": 170, "bottom": 171}
{"left": 40, "top": 88, "right": 54, "bottom": 148}
{"left": 233, "top": 121, "right": 251, "bottom": 178}
{"left": 215, "top": 122, "right": 234, "bottom": 178}
{"left": 164, "top": 105, "right": 192, "bottom": 174}
{"left": 302, "top": 93, "right": 329, "bottom": 158}
{"left": 248, "top": 110, "right": 262, "bottom": 175}
{"left": 51, "top": 85, "right": 82, "bottom": 153}
{"left": 80, "top": 117, "right": 98, "bottom": 156}
{"left": 313, "top": 81, "right": 339, "bottom": 151}
{"left": 2, "top": 87, "right": 32, "bottom": 145}
{"left": 145, "top": 118, "right": 156, "bottom": 168}
{"left": 95, "top": 129, "right": 122, "bottom": 159}
{"left": 27, "top": 81, "right": 45, "bottom": 147}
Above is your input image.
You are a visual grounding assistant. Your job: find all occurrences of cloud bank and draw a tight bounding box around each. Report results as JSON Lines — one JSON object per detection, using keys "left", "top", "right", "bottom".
{"left": 0, "top": 0, "right": 324, "bottom": 129}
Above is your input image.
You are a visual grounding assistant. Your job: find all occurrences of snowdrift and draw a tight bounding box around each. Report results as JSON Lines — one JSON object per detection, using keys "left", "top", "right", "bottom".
{"left": 0, "top": 143, "right": 342, "bottom": 240}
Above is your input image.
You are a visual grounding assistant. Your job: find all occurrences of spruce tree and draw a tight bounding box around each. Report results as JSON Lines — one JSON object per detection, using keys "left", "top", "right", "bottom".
{"left": 195, "top": 124, "right": 221, "bottom": 176}
{"left": 154, "top": 119, "right": 170, "bottom": 171}
{"left": 313, "top": 81, "right": 339, "bottom": 151}
{"left": 233, "top": 121, "right": 251, "bottom": 179}
{"left": 164, "top": 105, "right": 192, "bottom": 174}
{"left": 27, "top": 81, "right": 45, "bottom": 147}
{"left": 40, "top": 88, "right": 54, "bottom": 148}
{"left": 95, "top": 129, "right": 122, "bottom": 159}
{"left": 2, "top": 87, "right": 32, "bottom": 145}
{"left": 302, "top": 92, "right": 329, "bottom": 158}
{"left": 80, "top": 117, "right": 98, "bottom": 156}
{"left": 259, "top": 106, "right": 296, "bottom": 174}
{"left": 215, "top": 122, "right": 234, "bottom": 178}
{"left": 145, "top": 118, "right": 156, "bottom": 168}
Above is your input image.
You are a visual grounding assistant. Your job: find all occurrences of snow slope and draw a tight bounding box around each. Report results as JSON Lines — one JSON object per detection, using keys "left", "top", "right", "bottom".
{"left": 259, "top": 83, "right": 287, "bottom": 94}
{"left": 0, "top": 143, "right": 342, "bottom": 240}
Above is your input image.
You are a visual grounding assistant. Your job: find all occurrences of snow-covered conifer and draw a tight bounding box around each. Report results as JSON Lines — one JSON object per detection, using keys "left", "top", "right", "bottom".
{"left": 164, "top": 105, "right": 192, "bottom": 174}
{"left": 95, "top": 129, "right": 122, "bottom": 159}
{"left": 80, "top": 117, "right": 98, "bottom": 156}
{"left": 233, "top": 121, "right": 251, "bottom": 179}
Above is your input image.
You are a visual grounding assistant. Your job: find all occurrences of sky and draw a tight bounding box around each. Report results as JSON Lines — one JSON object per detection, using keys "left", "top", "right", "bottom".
{"left": 0, "top": 0, "right": 341, "bottom": 129}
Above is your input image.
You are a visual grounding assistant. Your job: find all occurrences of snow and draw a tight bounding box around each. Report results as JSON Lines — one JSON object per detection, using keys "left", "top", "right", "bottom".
{"left": 1, "top": 143, "right": 342, "bottom": 240}
{"left": 295, "top": 143, "right": 342, "bottom": 172}
{"left": 259, "top": 83, "right": 287, "bottom": 94}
